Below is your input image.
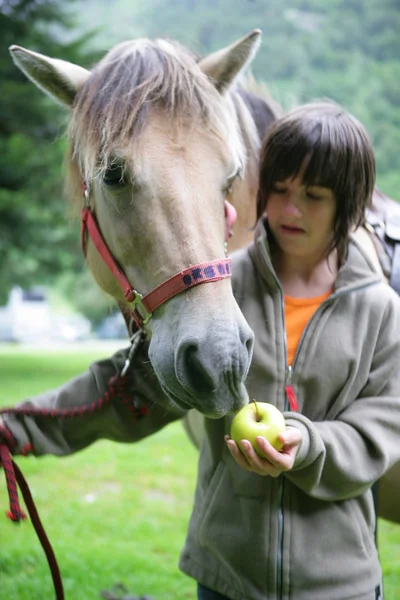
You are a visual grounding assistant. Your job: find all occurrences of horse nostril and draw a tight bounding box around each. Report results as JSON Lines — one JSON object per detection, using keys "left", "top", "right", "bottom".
{"left": 239, "top": 323, "right": 254, "bottom": 370}
{"left": 245, "top": 332, "right": 254, "bottom": 356}
{"left": 176, "top": 342, "right": 215, "bottom": 395}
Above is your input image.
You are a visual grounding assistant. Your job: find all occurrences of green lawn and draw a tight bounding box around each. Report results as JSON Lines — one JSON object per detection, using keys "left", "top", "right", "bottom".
{"left": 0, "top": 346, "right": 399, "bottom": 599}
{"left": 0, "top": 344, "right": 198, "bottom": 600}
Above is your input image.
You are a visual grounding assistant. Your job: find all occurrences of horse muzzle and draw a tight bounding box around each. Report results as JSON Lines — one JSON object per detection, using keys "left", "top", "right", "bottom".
{"left": 148, "top": 296, "right": 254, "bottom": 418}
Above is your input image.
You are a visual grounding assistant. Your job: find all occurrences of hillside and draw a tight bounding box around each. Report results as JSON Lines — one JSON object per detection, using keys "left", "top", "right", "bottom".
{"left": 76, "top": 0, "right": 400, "bottom": 199}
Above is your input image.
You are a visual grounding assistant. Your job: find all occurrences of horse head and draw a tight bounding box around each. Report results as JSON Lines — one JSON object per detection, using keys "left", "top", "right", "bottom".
{"left": 9, "top": 32, "right": 262, "bottom": 417}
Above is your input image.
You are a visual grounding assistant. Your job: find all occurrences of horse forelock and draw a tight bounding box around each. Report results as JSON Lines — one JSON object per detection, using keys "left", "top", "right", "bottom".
{"left": 66, "top": 38, "right": 248, "bottom": 191}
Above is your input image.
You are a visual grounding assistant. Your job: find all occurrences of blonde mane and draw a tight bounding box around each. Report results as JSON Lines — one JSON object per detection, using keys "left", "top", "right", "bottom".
{"left": 67, "top": 38, "right": 254, "bottom": 193}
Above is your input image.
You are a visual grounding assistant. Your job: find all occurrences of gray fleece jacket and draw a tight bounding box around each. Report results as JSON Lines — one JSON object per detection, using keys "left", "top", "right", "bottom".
{"left": 179, "top": 220, "right": 400, "bottom": 600}
{"left": 2, "top": 219, "right": 400, "bottom": 599}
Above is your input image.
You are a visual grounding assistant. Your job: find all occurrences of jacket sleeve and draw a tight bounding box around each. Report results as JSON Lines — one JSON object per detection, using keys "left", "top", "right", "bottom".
{"left": 283, "top": 296, "right": 400, "bottom": 501}
{"left": 0, "top": 339, "right": 186, "bottom": 457}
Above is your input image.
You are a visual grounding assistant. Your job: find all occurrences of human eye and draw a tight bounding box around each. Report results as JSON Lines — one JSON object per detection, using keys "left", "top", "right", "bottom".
{"left": 307, "top": 191, "right": 322, "bottom": 201}
{"left": 306, "top": 187, "right": 325, "bottom": 201}
{"left": 271, "top": 183, "right": 287, "bottom": 194}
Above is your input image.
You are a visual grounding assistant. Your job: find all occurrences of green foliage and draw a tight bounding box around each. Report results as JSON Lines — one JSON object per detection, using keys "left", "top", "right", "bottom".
{"left": 70, "top": 0, "right": 144, "bottom": 49}
{"left": 56, "top": 270, "right": 118, "bottom": 325}
{"left": 125, "top": 0, "right": 400, "bottom": 199}
{"left": 0, "top": 0, "right": 98, "bottom": 305}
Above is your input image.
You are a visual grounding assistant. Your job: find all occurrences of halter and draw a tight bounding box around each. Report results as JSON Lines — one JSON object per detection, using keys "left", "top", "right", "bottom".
{"left": 80, "top": 182, "right": 237, "bottom": 328}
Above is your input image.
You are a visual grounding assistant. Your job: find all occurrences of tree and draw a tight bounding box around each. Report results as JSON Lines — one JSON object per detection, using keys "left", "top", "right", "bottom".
{"left": 129, "top": 0, "right": 400, "bottom": 199}
{"left": 0, "top": 0, "right": 97, "bottom": 304}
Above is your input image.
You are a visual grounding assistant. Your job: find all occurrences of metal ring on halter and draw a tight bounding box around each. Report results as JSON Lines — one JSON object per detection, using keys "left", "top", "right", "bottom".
{"left": 129, "top": 291, "right": 152, "bottom": 326}
{"left": 120, "top": 329, "right": 145, "bottom": 377}
{"left": 83, "top": 182, "right": 90, "bottom": 207}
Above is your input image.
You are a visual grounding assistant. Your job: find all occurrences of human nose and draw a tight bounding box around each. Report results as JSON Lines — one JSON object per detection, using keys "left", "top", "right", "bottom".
{"left": 282, "top": 193, "right": 302, "bottom": 218}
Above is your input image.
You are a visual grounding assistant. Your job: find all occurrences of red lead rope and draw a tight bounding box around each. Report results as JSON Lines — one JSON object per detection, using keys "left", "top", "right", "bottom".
{"left": 0, "top": 424, "right": 25, "bottom": 521}
{"left": 0, "top": 372, "right": 143, "bottom": 600}
{"left": 0, "top": 425, "right": 65, "bottom": 599}
{"left": 0, "top": 445, "right": 64, "bottom": 598}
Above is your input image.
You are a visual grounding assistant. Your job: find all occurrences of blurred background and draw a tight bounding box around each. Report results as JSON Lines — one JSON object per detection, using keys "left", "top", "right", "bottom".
{"left": 0, "top": 0, "right": 399, "bottom": 344}
{"left": 0, "top": 3, "right": 399, "bottom": 599}
{"left": 0, "top": 0, "right": 400, "bottom": 341}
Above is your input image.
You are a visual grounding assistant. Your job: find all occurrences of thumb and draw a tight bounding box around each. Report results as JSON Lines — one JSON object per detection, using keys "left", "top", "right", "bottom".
{"left": 278, "top": 426, "right": 302, "bottom": 447}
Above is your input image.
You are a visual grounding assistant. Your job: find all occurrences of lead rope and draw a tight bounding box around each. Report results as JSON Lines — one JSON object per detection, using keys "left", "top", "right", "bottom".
{"left": 0, "top": 331, "right": 145, "bottom": 600}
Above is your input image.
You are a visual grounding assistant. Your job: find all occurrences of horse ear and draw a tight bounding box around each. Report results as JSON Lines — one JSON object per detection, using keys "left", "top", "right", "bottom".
{"left": 198, "top": 29, "right": 262, "bottom": 93}
{"left": 9, "top": 45, "right": 90, "bottom": 106}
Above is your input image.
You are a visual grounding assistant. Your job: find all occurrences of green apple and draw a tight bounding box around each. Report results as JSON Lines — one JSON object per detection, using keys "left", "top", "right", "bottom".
{"left": 230, "top": 401, "right": 286, "bottom": 457}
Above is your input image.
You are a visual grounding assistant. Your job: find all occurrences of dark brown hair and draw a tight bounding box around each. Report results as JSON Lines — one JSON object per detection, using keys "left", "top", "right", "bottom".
{"left": 257, "top": 101, "right": 376, "bottom": 258}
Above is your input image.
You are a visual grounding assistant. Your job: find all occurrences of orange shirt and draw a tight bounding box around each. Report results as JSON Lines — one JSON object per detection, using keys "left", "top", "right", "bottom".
{"left": 284, "top": 290, "right": 332, "bottom": 366}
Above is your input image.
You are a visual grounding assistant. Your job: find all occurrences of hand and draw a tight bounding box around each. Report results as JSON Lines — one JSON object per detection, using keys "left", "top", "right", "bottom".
{"left": 225, "top": 426, "right": 302, "bottom": 477}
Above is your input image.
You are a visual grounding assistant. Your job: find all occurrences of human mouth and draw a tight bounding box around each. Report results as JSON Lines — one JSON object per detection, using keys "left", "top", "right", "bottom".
{"left": 280, "top": 224, "right": 305, "bottom": 235}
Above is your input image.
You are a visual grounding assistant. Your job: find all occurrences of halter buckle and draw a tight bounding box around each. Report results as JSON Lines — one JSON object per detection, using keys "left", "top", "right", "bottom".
{"left": 129, "top": 291, "right": 152, "bottom": 326}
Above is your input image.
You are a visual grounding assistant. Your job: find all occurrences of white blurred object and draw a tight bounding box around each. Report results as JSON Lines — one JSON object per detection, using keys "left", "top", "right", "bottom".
{"left": 0, "top": 286, "right": 91, "bottom": 343}
{"left": 52, "top": 313, "right": 92, "bottom": 342}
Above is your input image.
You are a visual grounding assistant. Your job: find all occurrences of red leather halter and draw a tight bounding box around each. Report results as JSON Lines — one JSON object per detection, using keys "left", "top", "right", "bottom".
{"left": 80, "top": 183, "right": 237, "bottom": 328}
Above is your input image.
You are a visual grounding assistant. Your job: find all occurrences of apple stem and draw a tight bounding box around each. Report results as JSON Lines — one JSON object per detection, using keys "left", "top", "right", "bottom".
{"left": 253, "top": 399, "right": 261, "bottom": 422}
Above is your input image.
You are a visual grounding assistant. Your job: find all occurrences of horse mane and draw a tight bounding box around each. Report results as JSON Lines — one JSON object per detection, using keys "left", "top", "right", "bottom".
{"left": 68, "top": 39, "right": 246, "bottom": 183}
{"left": 65, "top": 38, "right": 279, "bottom": 216}
{"left": 233, "top": 80, "right": 280, "bottom": 193}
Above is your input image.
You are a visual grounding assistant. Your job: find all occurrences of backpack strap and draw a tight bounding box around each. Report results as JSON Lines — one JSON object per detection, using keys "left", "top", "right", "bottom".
{"left": 386, "top": 211, "right": 400, "bottom": 295}
{"left": 366, "top": 189, "right": 400, "bottom": 295}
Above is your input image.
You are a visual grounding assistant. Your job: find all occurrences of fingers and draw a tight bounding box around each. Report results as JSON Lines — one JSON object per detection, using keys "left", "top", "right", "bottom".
{"left": 254, "top": 436, "right": 294, "bottom": 472}
{"left": 225, "top": 429, "right": 302, "bottom": 476}
{"left": 278, "top": 426, "right": 303, "bottom": 449}
{"left": 225, "top": 435, "right": 283, "bottom": 477}
{"left": 225, "top": 437, "right": 253, "bottom": 470}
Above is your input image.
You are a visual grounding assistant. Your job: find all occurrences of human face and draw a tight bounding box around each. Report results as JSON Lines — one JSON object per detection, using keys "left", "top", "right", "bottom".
{"left": 266, "top": 174, "right": 336, "bottom": 262}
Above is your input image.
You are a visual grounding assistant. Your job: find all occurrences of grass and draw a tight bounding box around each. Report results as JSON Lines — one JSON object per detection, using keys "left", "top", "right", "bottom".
{"left": 0, "top": 344, "right": 198, "bottom": 600}
{"left": 0, "top": 345, "right": 399, "bottom": 599}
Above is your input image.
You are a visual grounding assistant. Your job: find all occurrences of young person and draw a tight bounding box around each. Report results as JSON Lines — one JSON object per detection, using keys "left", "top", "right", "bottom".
{"left": 1, "top": 102, "right": 400, "bottom": 600}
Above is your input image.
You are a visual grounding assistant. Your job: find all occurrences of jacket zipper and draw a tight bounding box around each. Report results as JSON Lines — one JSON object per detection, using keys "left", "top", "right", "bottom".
{"left": 277, "top": 284, "right": 287, "bottom": 600}
{"left": 258, "top": 237, "right": 380, "bottom": 600}
{"left": 285, "top": 364, "right": 298, "bottom": 410}
{"left": 258, "top": 241, "right": 288, "bottom": 599}
{"left": 277, "top": 281, "right": 380, "bottom": 599}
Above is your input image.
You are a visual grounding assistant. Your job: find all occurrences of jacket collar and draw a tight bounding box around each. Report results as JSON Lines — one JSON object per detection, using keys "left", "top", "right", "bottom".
{"left": 250, "top": 218, "right": 382, "bottom": 295}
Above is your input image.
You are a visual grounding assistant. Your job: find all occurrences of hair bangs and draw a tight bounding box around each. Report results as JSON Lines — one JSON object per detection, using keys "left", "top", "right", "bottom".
{"left": 257, "top": 101, "right": 376, "bottom": 260}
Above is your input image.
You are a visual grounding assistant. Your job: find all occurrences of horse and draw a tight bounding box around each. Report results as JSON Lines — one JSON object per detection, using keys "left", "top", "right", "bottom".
{"left": 10, "top": 31, "right": 400, "bottom": 526}
{"left": 9, "top": 31, "right": 269, "bottom": 420}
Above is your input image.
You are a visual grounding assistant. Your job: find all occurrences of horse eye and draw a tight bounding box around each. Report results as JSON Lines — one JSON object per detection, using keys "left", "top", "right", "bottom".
{"left": 103, "top": 163, "right": 125, "bottom": 187}
{"left": 224, "top": 183, "right": 233, "bottom": 197}
{"left": 224, "top": 171, "right": 240, "bottom": 196}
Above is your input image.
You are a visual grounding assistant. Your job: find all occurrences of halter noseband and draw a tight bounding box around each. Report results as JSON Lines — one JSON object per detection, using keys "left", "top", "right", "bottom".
{"left": 80, "top": 182, "right": 237, "bottom": 329}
